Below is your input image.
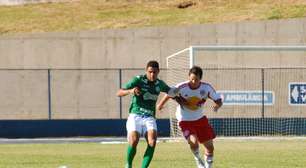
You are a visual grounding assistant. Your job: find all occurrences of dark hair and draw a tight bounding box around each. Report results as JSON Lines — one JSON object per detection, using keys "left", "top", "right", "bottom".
{"left": 146, "top": 60, "right": 159, "bottom": 69}
{"left": 189, "top": 66, "right": 203, "bottom": 79}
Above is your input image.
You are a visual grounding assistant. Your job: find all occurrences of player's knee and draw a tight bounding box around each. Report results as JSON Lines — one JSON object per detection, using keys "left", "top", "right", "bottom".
{"left": 204, "top": 143, "right": 214, "bottom": 154}
{"left": 188, "top": 140, "right": 198, "bottom": 150}
{"left": 188, "top": 135, "right": 198, "bottom": 149}
{"left": 128, "top": 137, "right": 139, "bottom": 147}
{"left": 189, "top": 143, "right": 199, "bottom": 150}
{"left": 147, "top": 139, "right": 156, "bottom": 147}
{"left": 129, "top": 140, "right": 139, "bottom": 147}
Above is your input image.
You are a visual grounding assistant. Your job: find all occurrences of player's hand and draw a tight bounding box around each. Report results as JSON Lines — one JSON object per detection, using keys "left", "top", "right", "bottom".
{"left": 212, "top": 99, "right": 222, "bottom": 112}
{"left": 156, "top": 103, "right": 163, "bottom": 113}
{"left": 132, "top": 87, "right": 141, "bottom": 96}
{"left": 212, "top": 104, "right": 220, "bottom": 112}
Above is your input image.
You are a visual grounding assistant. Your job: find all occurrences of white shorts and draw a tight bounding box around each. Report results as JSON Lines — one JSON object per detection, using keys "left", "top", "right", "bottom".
{"left": 126, "top": 113, "right": 157, "bottom": 136}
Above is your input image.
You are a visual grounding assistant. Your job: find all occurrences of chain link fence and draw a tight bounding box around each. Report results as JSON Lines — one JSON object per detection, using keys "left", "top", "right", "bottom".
{"left": 0, "top": 68, "right": 305, "bottom": 121}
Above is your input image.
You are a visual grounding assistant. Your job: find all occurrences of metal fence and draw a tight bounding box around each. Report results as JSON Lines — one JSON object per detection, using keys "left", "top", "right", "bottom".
{"left": 0, "top": 68, "right": 305, "bottom": 120}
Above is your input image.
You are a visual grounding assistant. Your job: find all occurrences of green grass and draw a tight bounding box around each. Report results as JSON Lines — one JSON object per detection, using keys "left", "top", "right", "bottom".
{"left": 0, "top": 139, "right": 305, "bottom": 168}
{"left": 0, "top": 0, "right": 306, "bottom": 35}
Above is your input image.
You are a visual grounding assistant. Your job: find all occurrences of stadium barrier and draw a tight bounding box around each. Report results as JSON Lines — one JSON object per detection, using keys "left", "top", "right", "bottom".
{"left": 0, "top": 68, "right": 305, "bottom": 137}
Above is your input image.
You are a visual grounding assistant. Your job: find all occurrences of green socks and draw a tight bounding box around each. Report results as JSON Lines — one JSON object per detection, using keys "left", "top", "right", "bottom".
{"left": 126, "top": 145, "right": 136, "bottom": 168}
{"left": 141, "top": 145, "right": 155, "bottom": 168}
{"left": 126, "top": 144, "right": 155, "bottom": 168}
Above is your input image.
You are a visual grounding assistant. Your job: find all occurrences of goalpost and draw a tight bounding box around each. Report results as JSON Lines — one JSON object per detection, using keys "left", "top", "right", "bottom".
{"left": 166, "top": 45, "right": 306, "bottom": 138}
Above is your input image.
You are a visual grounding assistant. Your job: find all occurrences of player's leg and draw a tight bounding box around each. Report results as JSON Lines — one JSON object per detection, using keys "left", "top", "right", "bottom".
{"left": 125, "top": 114, "right": 142, "bottom": 168}
{"left": 180, "top": 120, "right": 205, "bottom": 168}
{"left": 142, "top": 129, "right": 157, "bottom": 168}
{"left": 126, "top": 131, "right": 140, "bottom": 168}
{"left": 197, "top": 116, "right": 216, "bottom": 168}
{"left": 187, "top": 134, "right": 205, "bottom": 168}
{"left": 202, "top": 140, "right": 214, "bottom": 168}
{"left": 141, "top": 117, "right": 157, "bottom": 168}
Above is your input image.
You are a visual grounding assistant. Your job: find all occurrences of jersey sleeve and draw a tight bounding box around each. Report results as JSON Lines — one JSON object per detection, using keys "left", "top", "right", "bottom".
{"left": 159, "top": 80, "right": 171, "bottom": 93}
{"left": 208, "top": 85, "right": 221, "bottom": 101}
{"left": 167, "top": 87, "right": 179, "bottom": 98}
{"left": 122, "top": 76, "right": 140, "bottom": 90}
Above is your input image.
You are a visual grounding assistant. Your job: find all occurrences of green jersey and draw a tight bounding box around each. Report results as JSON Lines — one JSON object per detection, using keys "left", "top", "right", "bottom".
{"left": 123, "top": 74, "right": 170, "bottom": 118}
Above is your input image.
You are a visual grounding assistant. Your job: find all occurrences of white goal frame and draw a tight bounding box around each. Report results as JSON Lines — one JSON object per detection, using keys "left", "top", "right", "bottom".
{"left": 167, "top": 45, "right": 306, "bottom": 69}
{"left": 166, "top": 45, "right": 306, "bottom": 138}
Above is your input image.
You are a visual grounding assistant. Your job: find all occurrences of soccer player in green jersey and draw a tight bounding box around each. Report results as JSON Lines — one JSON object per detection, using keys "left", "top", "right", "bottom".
{"left": 117, "top": 60, "right": 176, "bottom": 168}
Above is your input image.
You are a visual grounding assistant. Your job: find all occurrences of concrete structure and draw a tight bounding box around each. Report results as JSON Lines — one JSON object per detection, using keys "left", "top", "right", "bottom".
{"left": 1, "top": 18, "right": 306, "bottom": 69}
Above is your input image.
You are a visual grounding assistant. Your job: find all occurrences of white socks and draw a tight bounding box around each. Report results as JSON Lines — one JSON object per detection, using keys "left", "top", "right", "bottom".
{"left": 191, "top": 148, "right": 214, "bottom": 168}
{"left": 191, "top": 148, "right": 205, "bottom": 168}
{"left": 204, "top": 155, "right": 213, "bottom": 168}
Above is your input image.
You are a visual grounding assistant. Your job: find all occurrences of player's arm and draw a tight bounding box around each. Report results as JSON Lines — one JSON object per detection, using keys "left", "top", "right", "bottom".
{"left": 157, "top": 86, "right": 188, "bottom": 111}
{"left": 116, "top": 87, "right": 141, "bottom": 97}
{"left": 116, "top": 76, "right": 141, "bottom": 97}
{"left": 156, "top": 83, "right": 175, "bottom": 112}
{"left": 207, "top": 85, "right": 223, "bottom": 112}
{"left": 156, "top": 94, "right": 171, "bottom": 112}
{"left": 157, "top": 93, "right": 188, "bottom": 111}
{"left": 157, "top": 81, "right": 178, "bottom": 111}
{"left": 212, "top": 98, "right": 222, "bottom": 112}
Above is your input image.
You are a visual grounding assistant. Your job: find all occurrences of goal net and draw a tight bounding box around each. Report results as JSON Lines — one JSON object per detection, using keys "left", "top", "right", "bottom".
{"left": 166, "top": 45, "right": 306, "bottom": 138}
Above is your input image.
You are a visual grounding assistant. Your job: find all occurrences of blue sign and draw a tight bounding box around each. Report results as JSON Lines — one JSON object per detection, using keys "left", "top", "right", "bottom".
{"left": 218, "top": 91, "right": 274, "bottom": 105}
{"left": 289, "top": 83, "right": 306, "bottom": 105}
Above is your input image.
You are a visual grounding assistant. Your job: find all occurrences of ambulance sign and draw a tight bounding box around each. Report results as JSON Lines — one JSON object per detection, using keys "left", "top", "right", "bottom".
{"left": 218, "top": 91, "right": 274, "bottom": 106}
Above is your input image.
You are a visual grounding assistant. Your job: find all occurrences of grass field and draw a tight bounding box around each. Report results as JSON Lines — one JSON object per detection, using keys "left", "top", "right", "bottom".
{"left": 0, "top": 139, "right": 305, "bottom": 168}
{"left": 0, "top": 0, "right": 306, "bottom": 35}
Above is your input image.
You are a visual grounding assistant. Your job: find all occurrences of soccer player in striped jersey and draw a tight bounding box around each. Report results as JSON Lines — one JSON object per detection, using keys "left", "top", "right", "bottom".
{"left": 117, "top": 60, "right": 178, "bottom": 168}
{"left": 157, "top": 66, "right": 223, "bottom": 168}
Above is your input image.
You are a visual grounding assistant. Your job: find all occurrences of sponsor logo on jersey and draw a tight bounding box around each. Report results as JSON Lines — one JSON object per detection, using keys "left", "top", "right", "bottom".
{"left": 139, "top": 108, "right": 154, "bottom": 115}
{"left": 155, "top": 86, "right": 160, "bottom": 92}
{"left": 143, "top": 92, "right": 158, "bottom": 100}
{"left": 184, "top": 96, "right": 202, "bottom": 111}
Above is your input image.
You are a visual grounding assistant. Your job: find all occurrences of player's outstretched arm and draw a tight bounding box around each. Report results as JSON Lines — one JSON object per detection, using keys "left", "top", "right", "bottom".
{"left": 156, "top": 95, "right": 171, "bottom": 112}
{"left": 157, "top": 86, "right": 183, "bottom": 112}
{"left": 116, "top": 87, "right": 141, "bottom": 97}
{"left": 174, "top": 94, "right": 189, "bottom": 106}
{"left": 157, "top": 94, "right": 189, "bottom": 113}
